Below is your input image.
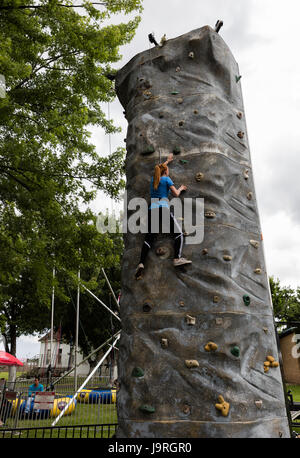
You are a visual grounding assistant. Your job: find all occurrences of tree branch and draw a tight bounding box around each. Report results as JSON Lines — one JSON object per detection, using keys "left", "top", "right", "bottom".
{"left": 0, "top": 3, "right": 106, "bottom": 10}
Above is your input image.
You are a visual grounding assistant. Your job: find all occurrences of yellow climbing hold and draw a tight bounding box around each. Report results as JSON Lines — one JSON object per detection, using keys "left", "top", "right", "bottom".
{"left": 186, "top": 315, "right": 196, "bottom": 325}
{"left": 215, "top": 395, "right": 230, "bottom": 417}
{"left": 204, "top": 342, "right": 218, "bottom": 352}
{"left": 185, "top": 360, "right": 199, "bottom": 368}
{"left": 267, "top": 355, "right": 275, "bottom": 362}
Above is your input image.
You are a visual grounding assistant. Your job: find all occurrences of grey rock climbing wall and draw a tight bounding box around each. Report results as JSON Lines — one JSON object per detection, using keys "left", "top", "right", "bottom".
{"left": 115, "top": 26, "right": 290, "bottom": 438}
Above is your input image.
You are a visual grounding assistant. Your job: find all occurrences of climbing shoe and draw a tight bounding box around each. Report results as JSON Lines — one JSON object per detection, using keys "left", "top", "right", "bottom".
{"left": 135, "top": 263, "right": 144, "bottom": 280}
{"left": 173, "top": 258, "right": 192, "bottom": 267}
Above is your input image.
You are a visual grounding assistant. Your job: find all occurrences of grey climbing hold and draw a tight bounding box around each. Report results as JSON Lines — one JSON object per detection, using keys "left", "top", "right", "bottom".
{"left": 186, "top": 315, "right": 196, "bottom": 325}
{"left": 243, "top": 294, "right": 250, "bottom": 306}
{"left": 195, "top": 172, "right": 204, "bottom": 181}
{"left": 247, "top": 192, "right": 253, "bottom": 200}
{"left": 188, "top": 51, "right": 194, "bottom": 59}
{"left": 173, "top": 146, "right": 181, "bottom": 155}
{"left": 161, "top": 338, "right": 168, "bottom": 348}
{"left": 177, "top": 97, "right": 183, "bottom": 104}
{"left": 249, "top": 239, "right": 259, "bottom": 249}
{"left": 132, "top": 367, "right": 144, "bottom": 377}
{"left": 175, "top": 66, "right": 181, "bottom": 72}
{"left": 139, "top": 404, "right": 155, "bottom": 414}
{"left": 255, "top": 400, "right": 263, "bottom": 409}
{"left": 243, "top": 170, "right": 249, "bottom": 180}
{"left": 223, "top": 254, "right": 232, "bottom": 261}
{"left": 237, "top": 112, "right": 243, "bottom": 119}
{"left": 205, "top": 210, "right": 216, "bottom": 218}
{"left": 230, "top": 346, "right": 240, "bottom": 358}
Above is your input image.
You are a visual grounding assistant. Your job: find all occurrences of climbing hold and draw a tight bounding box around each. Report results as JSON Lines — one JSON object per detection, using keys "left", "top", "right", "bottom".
{"left": 156, "top": 246, "right": 168, "bottom": 256}
{"left": 205, "top": 210, "right": 216, "bottom": 219}
{"left": 237, "top": 112, "right": 243, "bottom": 119}
{"left": 193, "top": 109, "right": 199, "bottom": 114}
{"left": 159, "top": 112, "right": 164, "bottom": 118}
{"left": 215, "top": 395, "right": 230, "bottom": 417}
{"left": 254, "top": 268, "right": 262, "bottom": 274}
{"left": 215, "top": 318, "right": 223, "bottom": 326}
{"left": 173, "top": 146, "right": 181, "bottom": 155}
{"left": 186, "top": 315, "right": 196, "bottom": 325}
{"left": 177, "top": 97, "right": 183, "bottom": 104}
{"left": 264, "top": 366, "right": 270, "bottom": 373}
{"left": 204, "top": 341, "right": 218, "bottom": 352}
{"left": 185, "top": 360, "right": 199, "bottom": 368}
{"left": 249, "top": 239, "right": 259, "bottom": 249}
{"left": 159, "top": 34, "right": 167, "bottom": 47}
{"left": 264, "top": 361, "right": 270, "bottom": 367}
{"left": 271, "top": 361, "right": 279, "bottom": 368}
{"left": 171, "top": 90, "right": 179, "bottom": 95}
{"left": 188, "top": 51, "right": 194, "bottom": 59}
{"left": 175, "top": 66, "right": 181, "bottom": 72}
{"left": 132, "top": 367, "right": 144, "bottom": 377}
{"left": 237, "top": 131, "right": 244, "bottom": 139}
{"left": 143, "top": 301, "right": 152, "bottom": 313}
{"left": 247, "top": 192, "right": 253, "bottom": 200}
{"left": 213, "top": 295, "right": 220, "bottom": 303}
{"left": 139, "top": 405, "right": 155, "bottom": 414}
{"left": 255, "top": 400, "right": 263, "bottom": 409}
{"left": 223, "top": 254, "right": 232, "bottom": 261}
{"left": 178, "top": 120, "right": 184, "bottom": 127}
{"left": 141, "top": 145, "right": 155, "bottom": 155}
{"left": 266, "top": 355, "right": 275, "bottom": 363}
{"left": 263, "top": 327, "right": 268, "bottom": 333}
{"left": 180, "top": 159, "right": 188, "bottom": 164}
{"left": 182, "top": 404, "right": 191, "bottom": 415}
{"left": 235, "top": 75, "right": 242, "bottom": 83}
{"left": 179, "top": 300, "right": 185, "bottom": 307}
{"left": 195, "top": 172, "right": 204, "bottom": 181}
{"left": 230, "top": 346, "right": 240, "bottom": 357}
{"left": 160, "top": 338, "right": 168, "bottom": 348}
{"left": 243, "top": 170, "right": 249, "bottom": 180}
{"left": 202, "top": 248, "right": 208, "bottom": 255}
{"left": 243, "top": 294, "right": 250, "bottom": 306}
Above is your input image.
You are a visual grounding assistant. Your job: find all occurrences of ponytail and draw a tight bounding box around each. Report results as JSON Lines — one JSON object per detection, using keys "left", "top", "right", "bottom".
{"left": 153, "top": 163, "right": 167, "bottom": 190}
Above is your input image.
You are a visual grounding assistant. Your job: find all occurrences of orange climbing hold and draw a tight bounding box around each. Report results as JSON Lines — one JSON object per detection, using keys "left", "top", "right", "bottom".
{"left": 204, "top": 341, "right": 218, "bottom": 352}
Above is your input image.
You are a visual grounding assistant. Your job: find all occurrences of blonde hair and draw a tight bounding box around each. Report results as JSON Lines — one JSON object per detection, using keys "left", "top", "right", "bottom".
{"left": 153, "top": 163, "right": 167, "bottom": 190}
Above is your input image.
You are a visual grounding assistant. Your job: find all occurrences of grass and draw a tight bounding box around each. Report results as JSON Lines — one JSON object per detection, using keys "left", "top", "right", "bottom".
{"left": 286, "top": 385, "right": 300, "bottom": 434}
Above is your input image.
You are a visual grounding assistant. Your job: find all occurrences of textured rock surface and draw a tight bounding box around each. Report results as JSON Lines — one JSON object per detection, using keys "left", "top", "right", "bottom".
{"left": 115, "top": 26, "right": 290, "bottom": 438}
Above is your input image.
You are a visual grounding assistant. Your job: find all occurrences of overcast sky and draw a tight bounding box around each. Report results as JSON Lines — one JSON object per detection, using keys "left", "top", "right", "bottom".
{"left": 6, "top": 0, "right": 300, "bottom": 359}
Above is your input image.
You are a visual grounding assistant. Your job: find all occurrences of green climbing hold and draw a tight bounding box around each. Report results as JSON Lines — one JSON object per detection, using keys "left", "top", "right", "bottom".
{"left": 141, "top": 145, "right": 155, "bottom": 155}
{"left": 171, "top": 90, "right": 179, "bottom": 95}
{"left": 180, "top": 159, "right": 188, "bottom": 164}
{"left": 230, "top": 346, "right": 240, "bottom": 358}
{"left": 139, "top": 404, "right": 155, "bottom": 414}
{"left": 131, "top": 367, "right": 144, "bottom": 378}
{"left": 243, "top": 294, "right": 250, "bottom": 306}
{"left": 173, "top": 146, "right": 181, "bottom": 155}
{"left": 235, "top": 75, "right": 242, "bottom": 83}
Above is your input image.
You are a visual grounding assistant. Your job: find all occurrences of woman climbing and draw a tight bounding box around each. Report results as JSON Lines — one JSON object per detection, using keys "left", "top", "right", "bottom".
{"left": 135, "top": 153, "right": 192, "bottom": 280}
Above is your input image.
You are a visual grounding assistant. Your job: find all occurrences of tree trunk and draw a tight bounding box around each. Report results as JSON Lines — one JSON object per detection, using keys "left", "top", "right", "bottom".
{"left": 115, "top": 26, "right": 290, "bottom": 438}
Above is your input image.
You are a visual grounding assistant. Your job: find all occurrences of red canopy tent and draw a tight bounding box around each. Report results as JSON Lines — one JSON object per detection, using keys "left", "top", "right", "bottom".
{"left": 0, "top": 351, "right": 23, "bottom": 367}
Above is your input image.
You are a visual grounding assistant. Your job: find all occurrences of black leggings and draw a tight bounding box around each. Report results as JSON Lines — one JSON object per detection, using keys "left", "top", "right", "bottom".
{"left": 139, "top": 207, "right": 184, "bottom": 264}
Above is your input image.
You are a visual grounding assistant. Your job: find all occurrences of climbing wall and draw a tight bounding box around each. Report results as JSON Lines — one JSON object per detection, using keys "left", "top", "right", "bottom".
{"left": 115, "top": 26, "right": 290, "bottom": 438}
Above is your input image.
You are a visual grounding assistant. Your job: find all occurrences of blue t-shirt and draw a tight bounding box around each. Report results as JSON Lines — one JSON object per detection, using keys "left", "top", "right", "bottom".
{"left": 28, "top": 383, "right": 43, "bottom": 397}
{"left": 150, "top": 176, "right": 174, "bottom": 209}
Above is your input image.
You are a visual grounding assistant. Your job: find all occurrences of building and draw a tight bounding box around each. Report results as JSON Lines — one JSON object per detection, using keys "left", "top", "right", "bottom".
{"left": 279, "top": 327, "right": 300, "bottom": 384}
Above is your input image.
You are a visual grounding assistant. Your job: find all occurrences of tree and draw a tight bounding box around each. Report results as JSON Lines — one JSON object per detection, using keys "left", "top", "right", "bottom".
{"left": 0, "top": 0, "right": 143, "bottom": 357}
{"left": 270, "top": 276, "right": 300, "bottom": 325}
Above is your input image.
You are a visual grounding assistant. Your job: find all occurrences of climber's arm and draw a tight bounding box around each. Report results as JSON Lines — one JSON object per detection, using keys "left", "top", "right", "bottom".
{"left": 170, "top": 184, "right": 187, "bottom": 197}
{"left": 163, "top": 153, "right": 174, "bottom": 166}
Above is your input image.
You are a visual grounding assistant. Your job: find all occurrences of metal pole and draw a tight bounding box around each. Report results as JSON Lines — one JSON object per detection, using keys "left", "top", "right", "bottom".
{"left": 102, "top": 268, "right": 120, "bottom": 311}
{"left": 50, "top": 266, "right": 55, "bottom": 382}
{"left": 81, "top": 284, "right": 121, "bottom": 322}
{"left": 74, "top": 269, "right": 80, "bottom": 392}
{"left": 51, "top": 334, "right": 120, "bottom": 427}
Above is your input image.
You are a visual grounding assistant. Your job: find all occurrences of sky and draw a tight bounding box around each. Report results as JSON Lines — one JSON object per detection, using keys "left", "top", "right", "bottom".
{"left": 3, "top": 0, "right": 300, "bottom": 359}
